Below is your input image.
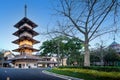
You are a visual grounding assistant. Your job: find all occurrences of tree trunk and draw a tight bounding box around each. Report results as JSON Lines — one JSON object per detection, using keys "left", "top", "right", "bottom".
{"left": 57, "top": 42, "right": 60, "bottom": 67}
{"left": 62, "top": 58, "right": 63, "bottom": 66}
{"left": 84, "top": 35, "right": 90, "bottom": 67}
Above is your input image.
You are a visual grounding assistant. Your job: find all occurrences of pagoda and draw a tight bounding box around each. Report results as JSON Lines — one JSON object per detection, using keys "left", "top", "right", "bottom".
{"left": 11, "top": 5, "right": 40, "bottom": 68}
{"left": 12, "top": 17, "right": 40, "bottom": 55}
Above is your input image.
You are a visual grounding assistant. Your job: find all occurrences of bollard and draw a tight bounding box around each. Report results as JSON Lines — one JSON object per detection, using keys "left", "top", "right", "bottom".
{"left": 7, "top": 77, "right": 10, "bottom": 80}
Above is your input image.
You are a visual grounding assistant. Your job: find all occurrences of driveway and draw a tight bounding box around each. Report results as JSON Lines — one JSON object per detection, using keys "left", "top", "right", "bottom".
{"left": 0, "top": 68, "right": 66, "bottom": 80}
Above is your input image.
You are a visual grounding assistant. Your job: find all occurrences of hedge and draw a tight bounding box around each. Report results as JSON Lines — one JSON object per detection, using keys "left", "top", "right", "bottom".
{"left": 50, "top": 68, "right": 120, "bottom": 80}
{"left": 58, "top": 66, "right": 120, "bottom": 72}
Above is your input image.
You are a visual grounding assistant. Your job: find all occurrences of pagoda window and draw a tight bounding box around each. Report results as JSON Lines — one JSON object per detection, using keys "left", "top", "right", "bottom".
{"left": 24, "top": 49, "right": 32, "bottom": 55}
{"left": 19, "top": 40, "right": 32, "bottom": 46}
{"left": 20, "top": 49, "right": 26, "bottom": 55}
{"left": 20, "top": 49, "right": 32, "bottom": 55}
{"left": 20, "top": 45, "right": 33, "bottom": 48}
{"left": 19, "top": 23, "right": 32, "bottom": 29}
{"left": 20, "top": 32, "right": 32, "bottom": 38}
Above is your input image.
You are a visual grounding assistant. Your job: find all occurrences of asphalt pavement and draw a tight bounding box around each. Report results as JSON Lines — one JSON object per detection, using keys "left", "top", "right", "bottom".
{"left": 0, "top": 68, "right": 66, "bottom": 80}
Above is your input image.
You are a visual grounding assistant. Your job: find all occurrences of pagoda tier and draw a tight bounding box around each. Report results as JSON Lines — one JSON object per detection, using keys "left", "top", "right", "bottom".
{"left": 12, "top": 36, "right": 40, "bottom": 45}
{"left": 14, "top": 17, "right": 37, "bottom": 28}
{"left": 13, "top": 27, "right": 39, "bottom": 37}
{"left": 12, "top": 46, "right": 39, "bottom": 52}
{"left": 13, "top": 16, "right": 39, "bottom": 56}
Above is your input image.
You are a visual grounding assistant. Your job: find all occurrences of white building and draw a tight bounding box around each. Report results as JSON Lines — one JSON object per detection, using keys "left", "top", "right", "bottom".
{"left": 109, "top": 41, "right": 120, "bottom": 54}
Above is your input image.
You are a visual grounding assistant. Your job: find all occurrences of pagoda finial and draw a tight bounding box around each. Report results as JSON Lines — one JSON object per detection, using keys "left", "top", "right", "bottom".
{"left": 113, "top": 34, "right": 115, "bottom": 42}
{"left": 113, "top": 29, "right": 117, "bottom": 42}
{"left": 24, "top": 4, "right": 27, "bottom": 17}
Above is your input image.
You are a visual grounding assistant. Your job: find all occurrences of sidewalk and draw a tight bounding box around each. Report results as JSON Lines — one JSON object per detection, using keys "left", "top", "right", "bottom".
{"left": 42, "top": 70, "right": 84, "bottom": 80}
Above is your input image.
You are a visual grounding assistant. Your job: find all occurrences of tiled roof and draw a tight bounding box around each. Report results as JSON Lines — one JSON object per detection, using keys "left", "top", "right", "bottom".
{"left": 12, "top": 47, "right": 39, "bottom": 52}
{"left": 37, "top": 61, "right": 57, "bottom": 64}
{"left": 12, "top": 36, "right": 40, "bottom": 44}
{"left": 109, "top": 41, "right": 120, "bottom": 47}
{"left": 14, "top": 17, "right": 38, "bottom": 28}
{"left": 9, "top": 55, "right": 41, "bottom": 61}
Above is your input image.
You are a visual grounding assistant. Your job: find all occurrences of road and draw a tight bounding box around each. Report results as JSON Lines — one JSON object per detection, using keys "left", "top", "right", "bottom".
{"left": 0, "top": 68, "right": 66, "bottom": 80}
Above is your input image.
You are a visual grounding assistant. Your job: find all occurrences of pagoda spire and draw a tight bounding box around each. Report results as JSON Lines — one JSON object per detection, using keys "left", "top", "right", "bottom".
{"left": 24, "top": 4, "right": 27, "bottom": 17}
{"left": 113, "top": 34, "right": 115, "bottom": 42}
{"left": 113, "top": 29, "right": 117, "bottom": 42}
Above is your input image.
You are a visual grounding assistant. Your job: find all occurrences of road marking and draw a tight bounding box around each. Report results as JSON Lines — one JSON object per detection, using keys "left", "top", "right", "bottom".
{"left": 7, "top": 77, "right": 10, "bottom": 80}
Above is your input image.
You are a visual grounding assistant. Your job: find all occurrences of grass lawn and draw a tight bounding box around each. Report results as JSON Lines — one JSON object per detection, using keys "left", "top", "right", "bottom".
{"left": 48, "top": 68, "right": 120, "bottom": 80}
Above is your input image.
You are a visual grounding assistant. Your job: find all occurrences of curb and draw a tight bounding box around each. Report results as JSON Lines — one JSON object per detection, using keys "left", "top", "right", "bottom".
{"left": 42, "top": 70, "right": 84, "bottom": 80}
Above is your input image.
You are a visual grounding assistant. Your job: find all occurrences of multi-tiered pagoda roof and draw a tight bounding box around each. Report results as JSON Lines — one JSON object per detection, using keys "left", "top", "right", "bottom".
{"left": 12, "top": 17, "right": 40, "bottom": 55}
{"left": 14, "top": 17, "right": 37, "bottom": 28}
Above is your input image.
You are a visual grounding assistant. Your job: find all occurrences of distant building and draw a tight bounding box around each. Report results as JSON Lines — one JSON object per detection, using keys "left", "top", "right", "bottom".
{"left": 4, "top": 51, "right": 15, "bottom": 59}
{"left": 37, "top": 57, "right": 58, "bottom": 67}
{"left": 0, "top": 50, "right": 15, "bottom": 67}
{"left": 60, "top": 58, "right": 67, "bottom": 66}
{"left": 109, "top": 41, "right": 120, "bottom": 54}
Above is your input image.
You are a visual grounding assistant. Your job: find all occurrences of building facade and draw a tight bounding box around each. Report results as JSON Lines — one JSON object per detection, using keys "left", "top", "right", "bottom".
{"left": 1, "top": 6, "right": 66, "bottom": 68}
{"left": 109, "top": 41, "right": 120, "bottom": 54}
{"left": 12, "top": 17, "right": 40, "bottom": 68}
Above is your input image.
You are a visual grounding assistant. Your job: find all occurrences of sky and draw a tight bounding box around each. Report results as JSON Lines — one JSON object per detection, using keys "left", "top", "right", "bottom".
{"left": 0, "top": 0, "right": 120, "bottom": 54}
{"left": 0, "top": 0, "right": 54, "bottom": 52}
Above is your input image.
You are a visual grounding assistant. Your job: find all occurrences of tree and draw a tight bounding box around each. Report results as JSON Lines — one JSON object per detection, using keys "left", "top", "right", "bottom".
{"left": 104, "top": 48, "right": 120, "bottom": 66}
{"left": 49, "top": 0, "right": 120, "bottom": 66}
{"left": 0, "top": 49, "right": 5, "bottom": 67}
{"left": 90, "top": 45, "right": 120, "bottom": 66}
{"left": 65, "top": 37, "right": 83, "bottom": 66}
{"left": 90, "top": 47, "right": 107, "bottom": 66}
{"left": 40, "top": 35, "right": 69, "bottom": 56}
{"left": 40, "top": 35, "right": 70, "bottom": 66}
{"left": 40, "top": 35, "right": 83, "bottom": 66}
{"left": 90, "top": 41, "right": 107, "bottom": 66}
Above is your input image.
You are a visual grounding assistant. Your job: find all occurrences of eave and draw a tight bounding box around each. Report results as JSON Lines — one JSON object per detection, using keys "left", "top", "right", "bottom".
{"left": 12, "top": 47, "right": 39, "bottom": 52}
{"left": 13, "top": 27, "right": 39, "bottom": 37}
{"left": 14, "top": 17, "right": 38, "bottom": 28}
{"left": 12, "top": 36, "right": 40, "bottom": 45}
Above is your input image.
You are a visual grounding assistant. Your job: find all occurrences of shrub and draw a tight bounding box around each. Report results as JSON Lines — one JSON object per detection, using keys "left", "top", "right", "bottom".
{"left": 58, "top": 66, "right": 120, "bottom": 72}
{"left": 50, "top": 68, "right": 120, "bottom": 80}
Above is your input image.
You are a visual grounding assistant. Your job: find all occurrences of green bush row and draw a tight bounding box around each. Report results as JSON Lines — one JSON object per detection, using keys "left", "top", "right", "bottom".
{"left": 50, "top": 68, "right": 120, "bottom": 80}
{"left": 58, "top": 66, "right": 120, "bottom": 72}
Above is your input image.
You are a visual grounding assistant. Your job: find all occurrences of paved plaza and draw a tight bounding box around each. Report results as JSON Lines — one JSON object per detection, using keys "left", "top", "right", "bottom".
{"left": 0, "top": 68, "right": 66, "bottom": 80}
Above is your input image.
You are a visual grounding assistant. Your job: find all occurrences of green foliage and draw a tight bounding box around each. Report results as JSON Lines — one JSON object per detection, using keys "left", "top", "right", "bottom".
{"left": 66, "top": 38, "right": 83, "bottom": 66}
{"left": 58, "top": 66, "right": 120, "bottom": 72}
{"left": 39, "top": 35, "right": 83, "bottom": 66}
{"left": 40, "top": 40, "right": 56, "bottom": 56}
{"left": 90, "top": 54, "right": 100, "bottom": 62}
{"left": 0, "top": 50, "right": 4, "bottom": 60}
{"left": 90, "top": 47, "right": 120, "bottom": 66}
{"left": 49, "top": 68, "right": 120, "bottom": 80}
{"left": 49, "top": 69, "right": 95, "bottom": 80}
{"left": 104, "top": 49, "right": 120, "bottom": 63}
{"left": 40, "top": 35, "right": 69, "bottom": 56}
